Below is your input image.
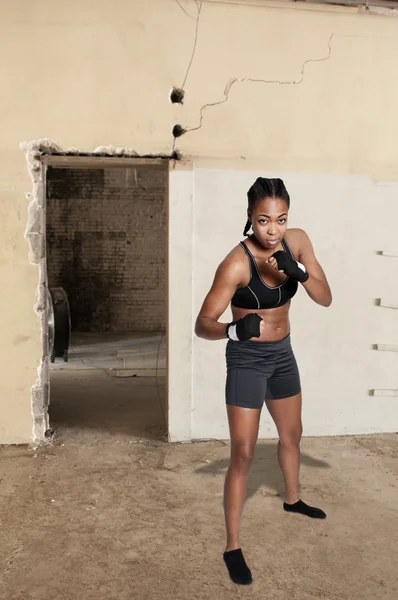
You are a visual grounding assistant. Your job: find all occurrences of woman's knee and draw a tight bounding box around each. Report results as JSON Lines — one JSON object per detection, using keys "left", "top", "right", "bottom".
{"left": 230, "top": 444, "right": 255, "bottom": 470}
{"left": 279, "top": 424, "right": 303, "bottom": 448}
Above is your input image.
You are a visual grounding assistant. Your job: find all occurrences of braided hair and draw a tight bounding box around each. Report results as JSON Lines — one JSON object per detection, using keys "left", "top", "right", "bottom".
{"left": 243, "top": 177, "right": 290, "bottom": 236}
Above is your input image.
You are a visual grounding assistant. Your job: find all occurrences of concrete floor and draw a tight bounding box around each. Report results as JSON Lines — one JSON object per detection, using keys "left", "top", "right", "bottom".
{"left": 1, "top": 334, "right": 397, "bottom": 599}
{"left": 52, "top": 332, "right": 166, "bottom": 376}
{"left": 1, "top": 434, "right": 397, "bottom": 599}
{"left": 49, "top": 332, "right": 167, "bottom": 442}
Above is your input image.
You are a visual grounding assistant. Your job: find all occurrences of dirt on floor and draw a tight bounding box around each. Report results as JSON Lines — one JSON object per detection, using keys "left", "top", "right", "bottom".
{"left": 0, "top": 377, "right": 397, "bottom": 600}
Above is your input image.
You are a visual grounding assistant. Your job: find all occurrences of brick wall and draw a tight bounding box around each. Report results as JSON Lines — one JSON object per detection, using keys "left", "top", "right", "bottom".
{"left": 46, "top": 165, "right": 167, "bottom": 332}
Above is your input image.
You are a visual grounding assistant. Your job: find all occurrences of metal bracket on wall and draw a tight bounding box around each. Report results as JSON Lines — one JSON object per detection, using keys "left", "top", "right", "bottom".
{"left": 370, "top": 389, "right": 398, "bottom": 397}
{"left": 377, "top": 299, "right": 398, "bottom": 310}
{"left": 374, "top": 344, "right": 398, "bottom": 352}
{"left": 372, "top": 250, "right": 398, "bottom": 397}
{"left": 379, "top": 251, "right": 398, "bottom": 258}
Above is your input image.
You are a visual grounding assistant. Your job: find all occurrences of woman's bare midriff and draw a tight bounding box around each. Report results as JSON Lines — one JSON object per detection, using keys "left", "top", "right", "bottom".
{"left": 231, "top": 301, "right": 291, "bottom": 342}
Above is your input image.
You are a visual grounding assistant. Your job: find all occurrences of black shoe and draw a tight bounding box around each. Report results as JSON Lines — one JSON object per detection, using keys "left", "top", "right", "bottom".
{"left": 283, "top": 499, "right": 327, "bottom": 519}
{"left": 223, "top": 548, "right": 253, "bottom": 585}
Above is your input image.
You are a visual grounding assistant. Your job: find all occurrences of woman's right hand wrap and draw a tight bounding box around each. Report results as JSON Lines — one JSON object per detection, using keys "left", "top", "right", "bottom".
{"left": 227, "top": 313, "right": 263, "bottom": 342}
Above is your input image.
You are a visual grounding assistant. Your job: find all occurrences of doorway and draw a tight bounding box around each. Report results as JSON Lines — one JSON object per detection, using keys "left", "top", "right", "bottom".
{"left": 44, "top": 157, "right": 168, "bottom": 442}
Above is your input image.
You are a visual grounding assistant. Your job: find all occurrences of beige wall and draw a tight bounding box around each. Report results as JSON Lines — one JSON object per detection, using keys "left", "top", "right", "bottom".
{"left": 1, "top": 0, "right": 398, "bottom": 442}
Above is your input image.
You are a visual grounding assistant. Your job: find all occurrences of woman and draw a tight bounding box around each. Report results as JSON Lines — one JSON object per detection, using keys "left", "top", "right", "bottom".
{"left": 195, "top": 178, "right": 332, "bottom": 586}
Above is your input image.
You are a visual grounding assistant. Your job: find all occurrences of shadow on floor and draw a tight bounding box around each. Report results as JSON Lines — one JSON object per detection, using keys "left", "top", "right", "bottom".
{"left": 196, "top": 443, "right": 331, "bottom": 500}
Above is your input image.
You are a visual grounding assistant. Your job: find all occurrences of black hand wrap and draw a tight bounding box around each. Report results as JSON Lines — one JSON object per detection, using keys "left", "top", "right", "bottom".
{"left": 227, "top": 313, "right": 262, "bottom": 342}
{"left": 272, "top": 250, "right": 309, "bottom": 283}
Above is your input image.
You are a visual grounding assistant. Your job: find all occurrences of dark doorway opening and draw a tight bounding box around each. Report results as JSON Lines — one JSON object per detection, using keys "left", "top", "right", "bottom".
{"left": 45, "top": 159, "right": 168, "bottom": 442}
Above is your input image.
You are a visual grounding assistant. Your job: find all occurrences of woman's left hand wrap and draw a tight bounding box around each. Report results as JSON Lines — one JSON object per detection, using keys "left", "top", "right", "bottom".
{"left": 271, "top": 251, "right": 309, "bottom": 283}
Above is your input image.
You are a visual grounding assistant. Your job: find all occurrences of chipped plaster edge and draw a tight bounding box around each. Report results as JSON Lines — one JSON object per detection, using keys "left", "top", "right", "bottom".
{"left": 20, "top": 139, "right": 60, "bottom": 443}
{"left": 360, "top": 6, "right": 398, "bottom": 16}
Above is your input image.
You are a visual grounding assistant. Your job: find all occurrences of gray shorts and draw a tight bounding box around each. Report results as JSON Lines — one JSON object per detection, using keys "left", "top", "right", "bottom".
{"left": 225, "top": 334, "right": 301, "bottom": 409}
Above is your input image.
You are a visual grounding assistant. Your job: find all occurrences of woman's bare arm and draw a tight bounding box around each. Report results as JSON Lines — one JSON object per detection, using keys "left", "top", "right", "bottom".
{"left": 195, "top": 252, "right": 245, "bottom": 340}
{"left": 297, "top": 230, "right": 332, "bottom": 307}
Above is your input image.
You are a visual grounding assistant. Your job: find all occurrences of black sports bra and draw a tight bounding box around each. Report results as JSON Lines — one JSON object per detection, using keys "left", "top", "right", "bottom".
{"left": 231, "top": 239, "right": 298, "bottom": 310}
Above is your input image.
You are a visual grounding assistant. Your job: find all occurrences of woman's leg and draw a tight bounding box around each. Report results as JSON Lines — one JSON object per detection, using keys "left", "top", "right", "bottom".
{"left": 265, "top": 393, "right": 302, "bottom": 504}
{"left": 224, "top": 405, "right": 262, "bottom": 551}
{"left": 265, "top": 393, "right": 326, "bottom": 518}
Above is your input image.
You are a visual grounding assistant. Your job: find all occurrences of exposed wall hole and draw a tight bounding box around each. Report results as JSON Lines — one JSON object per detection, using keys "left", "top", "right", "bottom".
{"left": 46, "top": 165, "right": 167, "bottom": 332}
{"left": 21, "top": 139, "right": 172, "bottom": 443}
{"left": 172, "top": 124, "right": 186, "bottom": 138}
{"left": 45, "top": 162, "right": 168, "bottom": 442}
{"left": 170, "top": 87, "right": 185, "bottom": 104}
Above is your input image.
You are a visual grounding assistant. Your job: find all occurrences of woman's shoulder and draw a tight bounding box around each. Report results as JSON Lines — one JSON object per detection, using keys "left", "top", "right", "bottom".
{"left": 286, "top": 227, "right": 309, "bottom": 240}
{"left": 285, "top": 228, "right": 311, "bottom": 255}
{"left": 216, "top": 243, "right": 249, "bottom": 281}
{"left": 225, "top": 242, "right": 250, "bottom": 264}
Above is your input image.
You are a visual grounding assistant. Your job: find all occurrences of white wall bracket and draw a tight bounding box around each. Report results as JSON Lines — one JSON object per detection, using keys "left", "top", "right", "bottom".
{"left": 374, "top": 344, "right": 398, "bottom": 352}
{"left": 377, "top": 299, "right": 398, "bottom": 310}
{"left": 379, "top": 251, "right": 398, "bottom": 258}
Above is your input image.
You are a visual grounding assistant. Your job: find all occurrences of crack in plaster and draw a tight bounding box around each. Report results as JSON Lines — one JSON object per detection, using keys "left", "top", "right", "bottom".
{"left": 181, "top": 0, "right": 203, "bottom": 90}
{"left": 185, "top": 33, "right": 335, "bottom": 134}
{"left": 172, "top": 1, "right": 203, "bottom": 151}
{"left": 176, "top": 0, "right": 195, "bottom": 18}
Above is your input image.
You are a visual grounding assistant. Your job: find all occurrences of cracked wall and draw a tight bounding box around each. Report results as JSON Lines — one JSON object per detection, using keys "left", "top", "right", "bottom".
{"left": 169, "top": 0, "right": 398, "bottom": 176}
{"left": 1, "top": 0, "right": 398, "bottom": 442}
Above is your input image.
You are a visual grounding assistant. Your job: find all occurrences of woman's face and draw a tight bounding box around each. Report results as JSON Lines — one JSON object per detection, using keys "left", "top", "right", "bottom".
{"left": 249, "top": 196, "right": 289, "bottom": 250}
